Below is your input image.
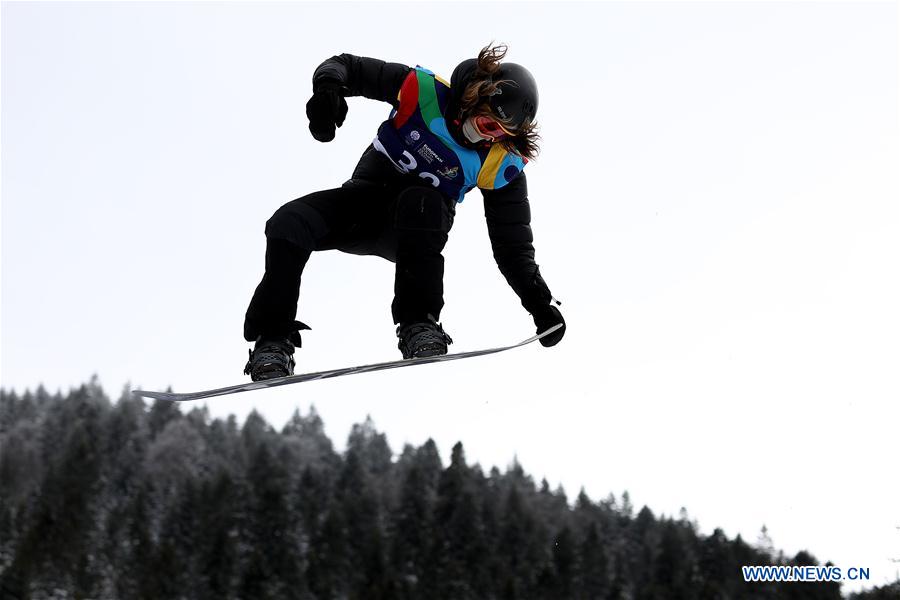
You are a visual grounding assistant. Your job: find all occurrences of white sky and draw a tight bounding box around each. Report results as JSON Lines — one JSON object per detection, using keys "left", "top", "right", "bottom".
{"left": 2, "top": 1, "right": 898, "bottom": 592}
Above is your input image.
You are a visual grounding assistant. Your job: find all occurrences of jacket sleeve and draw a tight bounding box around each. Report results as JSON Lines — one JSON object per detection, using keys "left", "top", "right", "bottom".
{"left": 312, "top": 54, "right": 411, "bottom": 108}
{"left": 482, "top": 172, "right": 555, "bottom": 316}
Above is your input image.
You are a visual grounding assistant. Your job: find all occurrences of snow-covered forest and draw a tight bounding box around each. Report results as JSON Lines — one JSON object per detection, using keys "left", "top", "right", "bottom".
{"left": 0, "top": 381, "right": 895, "bottom": 599}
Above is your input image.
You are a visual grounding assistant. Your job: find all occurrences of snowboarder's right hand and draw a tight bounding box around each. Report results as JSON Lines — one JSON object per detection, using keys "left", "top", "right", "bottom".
{"left": 306, "top": 82, "right": 348, "bottom": 142}
{"left": 534, "top": 303, "right": 566, "bottom": 347}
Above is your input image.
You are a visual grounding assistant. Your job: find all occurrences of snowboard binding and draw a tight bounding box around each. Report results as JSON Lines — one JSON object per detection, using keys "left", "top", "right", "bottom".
{"left": 243, "top": 323, "right": 309, "bottom": 381}
{"left": 397, "top": 316, "right": 453, "bottom": 359}
{"left": 244, "top": 339, "right": 296, "bottom": 381}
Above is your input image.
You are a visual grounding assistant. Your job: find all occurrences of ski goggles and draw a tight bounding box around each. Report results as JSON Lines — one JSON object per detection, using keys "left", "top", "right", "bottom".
{"left": 472, "top": 115, "right": 515, "bottom": 140}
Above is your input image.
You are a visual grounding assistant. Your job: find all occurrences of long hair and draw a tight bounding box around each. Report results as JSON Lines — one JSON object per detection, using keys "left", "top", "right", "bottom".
{"left": 457, "top": 44, "right": 541, "bottom": 160}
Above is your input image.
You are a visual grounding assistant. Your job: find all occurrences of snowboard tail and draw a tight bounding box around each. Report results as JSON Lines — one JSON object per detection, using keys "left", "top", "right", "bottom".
{"left": 132, "top": 324, "right": 562, "bottom": 402}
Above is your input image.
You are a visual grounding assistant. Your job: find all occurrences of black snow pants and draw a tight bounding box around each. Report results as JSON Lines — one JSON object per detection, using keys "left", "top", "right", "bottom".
{"left": 243, "top": 178, "right": 456, "bottom": 342}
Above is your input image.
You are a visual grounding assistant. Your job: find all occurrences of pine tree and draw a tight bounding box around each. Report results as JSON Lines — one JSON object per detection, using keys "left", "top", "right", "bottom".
{"left": 23, "top": 384, "right": 107, "bottom": 597}
{"left": 282, "top": 405, "right": 339, "bottom": 472}
{"left": 430, "top": 442, "right": 490, "bottom": 599}
{"left": 390, "top": 442, "right": 441, "bottom": 598}
{"left": 333, "top": 446, "right": 390, "bottom": 599}
{"left": 240, "top": 428, "right": 308, "bottom": 599}
{"left": 648, "top": 518, "right": 698, "bottom": 600}
{"left": 498, "top": 484, "right": 544, "bottom": 598}
{"left": 577, "top": 521, "right": 611, "bottom": 600}
{"left": 541, "top": 525, "right": 576, "bottom": 599}
{"left": 306, "top": 502, "right": 351, "bottom": 599}
{"left": 147, "top": 396, "right": 180, "bottom": 437}
{"left": 195, "top": 470, "right": 241, "bottom": 598}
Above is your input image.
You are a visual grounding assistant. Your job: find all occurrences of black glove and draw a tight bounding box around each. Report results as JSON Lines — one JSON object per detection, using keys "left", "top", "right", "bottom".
{"left": 305, "top": 82, "right": 348, "bottom": 142}
{"left": 533, "top": 303, "right": 566, "bottom": 347}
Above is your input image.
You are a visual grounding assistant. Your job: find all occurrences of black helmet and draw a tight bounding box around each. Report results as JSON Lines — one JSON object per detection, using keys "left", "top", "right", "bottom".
{"left": 487, "top": 62, "right": 538, "bottom": 131}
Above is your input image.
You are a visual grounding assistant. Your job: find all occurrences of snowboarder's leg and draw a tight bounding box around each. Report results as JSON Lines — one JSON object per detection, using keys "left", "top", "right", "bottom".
{"left": 243, "top": 184, "right": 389, "bottom": 379}
{"left": 243, "top": 235, "right": 309, "bottom": 380}
{"left": 244, "top": 184, "right": 390, "bottom": 340}
{"left": 391, "top": 186, "right": 456, "bottom": 357}
{"left": 243, "top": 237, "right": 311, "bottom": 342}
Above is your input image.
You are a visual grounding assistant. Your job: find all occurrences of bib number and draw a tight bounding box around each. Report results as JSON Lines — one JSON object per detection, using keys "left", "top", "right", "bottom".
{"left": 373, "top": 137, "right": 440, "bottom": 187}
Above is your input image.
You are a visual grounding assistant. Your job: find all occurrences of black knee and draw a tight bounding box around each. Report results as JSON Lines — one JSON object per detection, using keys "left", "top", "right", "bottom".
{"left": 394, "top": 186, "right": 454, "bottom": 233}
{"left": 265, "top": 199, "right": 328, "bottom": 250}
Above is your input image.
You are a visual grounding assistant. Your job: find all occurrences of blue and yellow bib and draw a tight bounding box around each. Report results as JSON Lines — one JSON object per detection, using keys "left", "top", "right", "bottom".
{"left": 373, "top": 67, "right": 527, "bottom": 202}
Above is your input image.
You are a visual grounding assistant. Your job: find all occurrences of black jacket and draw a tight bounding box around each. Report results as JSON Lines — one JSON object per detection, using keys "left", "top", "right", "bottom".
{"left": 313, "top": 54, "right": 554, "bottom": 317}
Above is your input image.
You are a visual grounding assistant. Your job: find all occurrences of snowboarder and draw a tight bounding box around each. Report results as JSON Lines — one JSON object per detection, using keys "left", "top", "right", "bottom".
{"left": 243, "top": 44, "right": 566, "bottom": 381}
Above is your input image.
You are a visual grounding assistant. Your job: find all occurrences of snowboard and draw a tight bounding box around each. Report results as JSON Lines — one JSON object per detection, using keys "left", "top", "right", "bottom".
{"left": 131, "top": 323, "right": 562, "bottom": 402}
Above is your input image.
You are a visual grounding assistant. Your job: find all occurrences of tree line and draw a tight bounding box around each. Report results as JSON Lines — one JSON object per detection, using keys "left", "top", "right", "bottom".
{"left": 0, "top": 380, "right": 895, "bottom": 599}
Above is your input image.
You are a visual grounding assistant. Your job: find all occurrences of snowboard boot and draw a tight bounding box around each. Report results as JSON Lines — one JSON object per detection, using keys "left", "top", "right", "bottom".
{"left": 397, "top": 316, "right": 453, "bottom": 359}
{"left": 244, "top": 337, "right": 296, "bottom": 381}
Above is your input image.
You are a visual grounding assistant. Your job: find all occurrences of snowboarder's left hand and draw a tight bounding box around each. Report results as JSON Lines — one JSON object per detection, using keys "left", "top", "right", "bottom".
{"left": 534, "top": 304, "right": 566, "bottom": 347}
